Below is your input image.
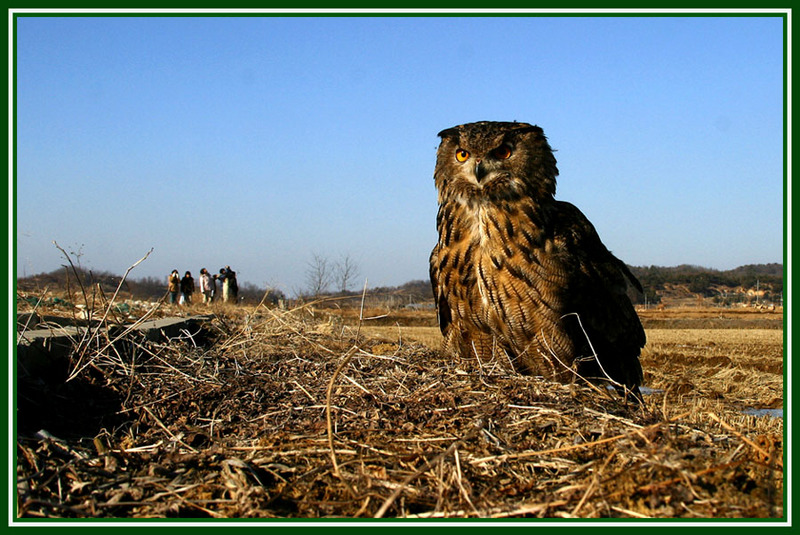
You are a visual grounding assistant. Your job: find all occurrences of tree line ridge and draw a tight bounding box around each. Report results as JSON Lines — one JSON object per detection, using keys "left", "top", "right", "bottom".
{"left": 16, "top": 263, "right": 783, "bottom": 308}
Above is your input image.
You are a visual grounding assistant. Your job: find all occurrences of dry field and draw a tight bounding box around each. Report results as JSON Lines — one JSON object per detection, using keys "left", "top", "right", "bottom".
{"left": 14, "top": 297, "right": 784, "bottom": 520}
{"left": 356, "top": 310, "right": 784, "bottom": 419}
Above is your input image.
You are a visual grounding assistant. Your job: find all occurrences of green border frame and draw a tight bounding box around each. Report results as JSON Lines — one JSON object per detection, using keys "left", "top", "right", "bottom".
{"left": 5, "top": 7, "right": 792, "bottom": 531}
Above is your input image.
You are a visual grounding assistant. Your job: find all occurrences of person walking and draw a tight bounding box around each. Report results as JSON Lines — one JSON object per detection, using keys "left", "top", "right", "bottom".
{"left": 224, "top": 266, "right": 239, "bottom": 304}
{"left": 199, "top": 268, "right": 215, "bottom": 305}
{"left": 180, "top": 271, "right": 195, "bottom": 305}
{"left": 167, "top": 270, "right": 180, "bottom": 305}
{"left": 216, "top": 268, "right": 228, "bottom": 303}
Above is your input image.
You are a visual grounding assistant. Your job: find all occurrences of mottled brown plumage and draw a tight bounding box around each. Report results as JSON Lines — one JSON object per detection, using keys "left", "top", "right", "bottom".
{"left": 429, "top": 121, "right": 645, "bottom": 397}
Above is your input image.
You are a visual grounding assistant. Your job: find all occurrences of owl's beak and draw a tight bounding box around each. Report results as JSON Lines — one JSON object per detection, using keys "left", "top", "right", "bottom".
{"left": 474, "top": 160, "right": 488, "bottom": 182}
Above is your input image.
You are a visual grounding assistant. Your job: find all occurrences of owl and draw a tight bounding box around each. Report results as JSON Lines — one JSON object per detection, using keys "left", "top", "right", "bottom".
{"left": 429, "top": 121, "right": 645, "bottom": 399}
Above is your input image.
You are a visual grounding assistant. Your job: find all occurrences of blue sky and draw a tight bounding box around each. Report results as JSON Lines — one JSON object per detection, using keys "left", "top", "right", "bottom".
{"left": 14, "top": 13, "right": 785, "bottom": 295}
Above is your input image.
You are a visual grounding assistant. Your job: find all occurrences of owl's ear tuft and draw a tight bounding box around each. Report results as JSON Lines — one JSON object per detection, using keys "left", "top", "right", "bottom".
{"left": 509, "top": 124, "right": 543, "bottom": 137}
{"left": 437, "top": 127, "right": 461, "bottom": 140}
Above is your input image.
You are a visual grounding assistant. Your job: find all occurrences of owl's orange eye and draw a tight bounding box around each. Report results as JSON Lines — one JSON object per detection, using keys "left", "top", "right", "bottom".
{"left": 455, "top": 149, "right": 470, "bottom": 162}
{"left": 492, "top": 145, "right": 512, "bottom": 160}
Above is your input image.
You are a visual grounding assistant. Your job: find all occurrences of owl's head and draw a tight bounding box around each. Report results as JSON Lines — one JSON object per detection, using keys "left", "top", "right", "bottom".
{"left": 434, "top": 121, "right": 558, "bottom": 205}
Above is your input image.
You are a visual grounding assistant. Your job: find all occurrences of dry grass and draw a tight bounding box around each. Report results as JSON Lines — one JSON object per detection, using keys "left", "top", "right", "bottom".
{"left": 355, "top": 321, "right": 784, "bottom": 412}
{"left": 356, "top": 325, "right": 444, "bottom": 350}
{"left": 14, "top": 297, "right": 785, "bottom": 520}
{"left": 642, "top": 329, "right": 783, "bottom": 407}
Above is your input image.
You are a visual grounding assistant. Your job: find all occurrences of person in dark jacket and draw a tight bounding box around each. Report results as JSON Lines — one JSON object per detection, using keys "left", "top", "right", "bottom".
{"left": 180, "top": 271, "right": 195, "bottom": 305}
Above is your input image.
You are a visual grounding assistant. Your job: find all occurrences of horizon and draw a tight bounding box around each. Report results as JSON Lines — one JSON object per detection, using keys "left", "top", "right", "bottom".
{"left": 16, "top": 259, "right": 785, "bottom": 298}
{"left": 13, "top": 12, "right": 786, "bottom": 294}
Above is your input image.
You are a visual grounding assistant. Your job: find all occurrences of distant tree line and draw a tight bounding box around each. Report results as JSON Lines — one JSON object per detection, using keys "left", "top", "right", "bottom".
{"left": 17, "top": 262, "right": 783, "bottom": 309}
{"left": 627, "top": 263, "right": 783, "bottom": 305}
{"left": 16, "top": 266, "right": 286, "bottom": 305}
{"left": 17, "top": 266, "right": 126, "bottom": 299}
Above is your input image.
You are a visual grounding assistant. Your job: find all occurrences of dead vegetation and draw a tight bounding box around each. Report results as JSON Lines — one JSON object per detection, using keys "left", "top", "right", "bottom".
{"left": 14, "top": 295, "right": 784, "bottom": 520}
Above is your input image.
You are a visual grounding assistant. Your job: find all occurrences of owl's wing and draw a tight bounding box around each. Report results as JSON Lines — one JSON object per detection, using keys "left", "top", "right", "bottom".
{"left": 549, "top": 201, "right": 646, "bottom": 388}
{"left": 429, "top": 244, "right": 452, "bottom": 335}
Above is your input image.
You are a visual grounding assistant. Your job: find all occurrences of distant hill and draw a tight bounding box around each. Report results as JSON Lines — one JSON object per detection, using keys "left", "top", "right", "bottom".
{"left": 16, "top": 267, "right": 131, "bottom": 296}
{"left": 16, "top": 263, "right": 782, "bottom": 308}
{"left": 15, "top": 267, "right": 285, "bottom": 304}
{"left": 627, "top": 263, "right": 783, "bottom": 306}
{"left": 315, "top": 265, "right": 783, "bottom": 308}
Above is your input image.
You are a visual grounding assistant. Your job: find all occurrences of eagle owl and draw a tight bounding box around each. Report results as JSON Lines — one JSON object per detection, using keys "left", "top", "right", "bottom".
{"left": 429, "top": 121, "right": 645, "bottom": 397}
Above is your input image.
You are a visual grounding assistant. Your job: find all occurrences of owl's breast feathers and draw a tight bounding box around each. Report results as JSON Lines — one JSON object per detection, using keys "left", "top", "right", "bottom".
{"left": 431, "top": 196, "right": 645, "bottom": 390}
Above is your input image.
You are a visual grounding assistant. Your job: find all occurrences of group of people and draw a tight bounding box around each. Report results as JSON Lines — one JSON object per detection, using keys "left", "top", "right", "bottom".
{"left": 167, "top": 266, "right": 239, "bottom": 306}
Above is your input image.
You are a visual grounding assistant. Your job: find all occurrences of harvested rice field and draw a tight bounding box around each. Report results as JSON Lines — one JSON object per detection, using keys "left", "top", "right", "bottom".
{"left": 14, "top": 300, "right": 785, "bottom": 520}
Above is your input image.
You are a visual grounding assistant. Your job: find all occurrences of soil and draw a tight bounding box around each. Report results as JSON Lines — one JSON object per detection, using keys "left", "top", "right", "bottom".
{"left": 14, "top": 299, "right": 784, "bottom": 520}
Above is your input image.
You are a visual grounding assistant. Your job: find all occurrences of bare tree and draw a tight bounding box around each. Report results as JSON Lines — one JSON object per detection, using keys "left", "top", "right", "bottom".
{"left": 334, "top": 253, "right": 361, "bottom": 294}
{"left": 305, "top": 253, "right": 333, "bottom": 297}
